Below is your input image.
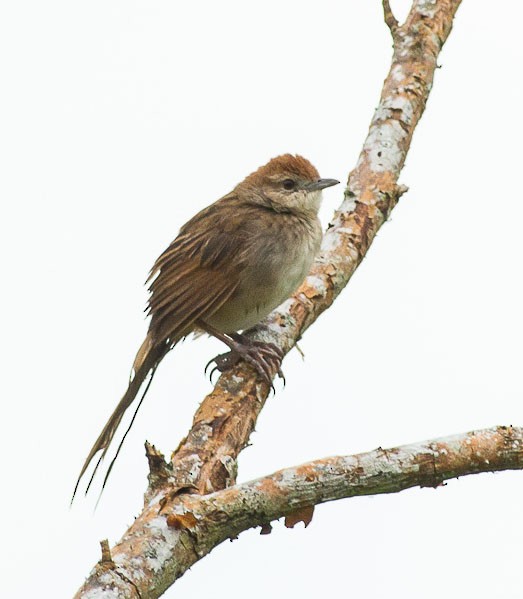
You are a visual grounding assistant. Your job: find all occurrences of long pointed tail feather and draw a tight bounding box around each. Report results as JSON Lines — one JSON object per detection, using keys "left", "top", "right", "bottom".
{"left": 72, "top": 337, "right": 169, "bottom": 501}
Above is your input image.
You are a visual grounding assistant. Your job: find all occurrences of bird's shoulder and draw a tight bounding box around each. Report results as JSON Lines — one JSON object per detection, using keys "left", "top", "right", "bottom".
{"left": 153, "top": 193, "right": 269, "bottom": 274}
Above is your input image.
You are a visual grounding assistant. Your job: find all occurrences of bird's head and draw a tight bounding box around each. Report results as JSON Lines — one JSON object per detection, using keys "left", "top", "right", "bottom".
{"left": 237, "top": 154, "right": 339, "bottom": 215}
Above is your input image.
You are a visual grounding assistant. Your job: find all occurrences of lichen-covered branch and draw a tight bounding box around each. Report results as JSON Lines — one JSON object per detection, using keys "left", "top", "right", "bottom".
{"left": 171, "top": 426, "right": 523, "bottom": 557}
{"left": 382, "top": 0, "right": 400, "bottom": 35}
{"left": 76, "top": 426, "right": 523, "bottom": 598}
{"left": 75, "top": 1, "right": 464, "bottom": 597}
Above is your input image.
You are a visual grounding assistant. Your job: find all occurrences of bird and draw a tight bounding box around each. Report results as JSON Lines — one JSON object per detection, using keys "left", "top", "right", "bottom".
{"left": 73, "top": 154, "right": 339, "bottom": 499}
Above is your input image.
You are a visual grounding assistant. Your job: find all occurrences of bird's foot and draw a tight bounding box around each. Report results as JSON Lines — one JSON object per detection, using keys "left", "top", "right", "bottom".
{"left": 205, "top": 337, "right": 285, "bottom": 387}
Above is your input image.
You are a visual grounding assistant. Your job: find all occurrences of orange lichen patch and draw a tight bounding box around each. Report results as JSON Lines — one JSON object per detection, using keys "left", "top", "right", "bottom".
{"left": 288, "top": 295, "right": 310, "bottom": 327}
{"left": 166, "top": 512, "right": 198, "bottom": 530}
{"left": 377, "top": 170, "right": 399, "bottom": 193}
{"left": 300, "top": 282, "right": 325, "bottom": 301}
{"left": 344, "top": 202, "right": 375, "bottom": 256}
{"left": 359, "top": 187, "right": 378, "bottom": 204}
{"left": 256, "top": 476, "right": 284, "bottom": 496}
{"left": 294, "top": 464, "right": 319, "bottom": 482}
{"left": 464, "top": 432, "right": 488, "bottom": 455}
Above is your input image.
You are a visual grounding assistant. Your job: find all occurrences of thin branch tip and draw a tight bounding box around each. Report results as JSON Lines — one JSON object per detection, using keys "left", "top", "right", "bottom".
{"left": 382, "top": 0, "right": 399, "bottom": 36}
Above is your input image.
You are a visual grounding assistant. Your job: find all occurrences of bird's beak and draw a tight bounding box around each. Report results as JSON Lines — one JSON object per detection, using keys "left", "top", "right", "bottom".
{"left": 306, "top": 178, "right": 340, "bottom": 191}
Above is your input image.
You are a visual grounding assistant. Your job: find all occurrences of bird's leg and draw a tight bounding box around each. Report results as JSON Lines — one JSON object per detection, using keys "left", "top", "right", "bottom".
{"left": 198, "top": 321, "right": 284, "bottom": 385}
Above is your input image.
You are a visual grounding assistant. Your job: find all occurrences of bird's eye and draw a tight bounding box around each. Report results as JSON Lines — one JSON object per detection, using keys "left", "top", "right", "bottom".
{"left": 282, "top": 179, "right": 296, "bottom": 190}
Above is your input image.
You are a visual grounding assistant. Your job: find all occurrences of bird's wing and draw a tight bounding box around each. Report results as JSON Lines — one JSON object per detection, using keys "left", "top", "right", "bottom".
{"left": 146, "top": 194, "right": 253, "bottom": 344}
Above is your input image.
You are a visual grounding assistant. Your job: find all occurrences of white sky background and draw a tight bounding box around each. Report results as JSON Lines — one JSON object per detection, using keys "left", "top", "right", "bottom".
{"left": 1, "top": 0, "right": 522, "bottom": 596}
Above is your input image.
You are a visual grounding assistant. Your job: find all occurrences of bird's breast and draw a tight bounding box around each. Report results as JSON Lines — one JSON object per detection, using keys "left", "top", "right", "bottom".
{"left": 206, "top": 214, "right": 322, "bottom": 333}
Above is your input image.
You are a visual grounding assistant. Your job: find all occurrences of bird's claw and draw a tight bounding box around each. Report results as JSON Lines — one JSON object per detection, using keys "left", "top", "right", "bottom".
{"left": 205, "top": 340, "right": 285, "bottom": 388}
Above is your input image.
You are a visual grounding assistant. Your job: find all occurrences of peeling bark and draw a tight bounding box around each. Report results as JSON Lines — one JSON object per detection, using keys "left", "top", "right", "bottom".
{"left": 75, "top": 1, "right": 466, "bottom": 597}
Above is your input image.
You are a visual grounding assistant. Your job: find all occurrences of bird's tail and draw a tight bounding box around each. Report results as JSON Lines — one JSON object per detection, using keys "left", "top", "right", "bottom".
{"left": 72, "top": 334, "right": 169, "bottom": 501}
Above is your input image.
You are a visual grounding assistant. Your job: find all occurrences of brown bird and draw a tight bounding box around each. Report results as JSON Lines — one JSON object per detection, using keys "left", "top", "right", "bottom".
{"left": 73, "top": 154, "right": 339, "bottom": 498}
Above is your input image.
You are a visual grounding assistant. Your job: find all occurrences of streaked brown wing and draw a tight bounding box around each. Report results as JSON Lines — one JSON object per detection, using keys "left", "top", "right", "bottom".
{"left": 146, "top": 193, "right": 252, "bottom": 344}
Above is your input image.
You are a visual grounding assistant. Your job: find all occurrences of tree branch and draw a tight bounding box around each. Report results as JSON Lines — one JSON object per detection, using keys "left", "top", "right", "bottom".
{"left": 170, "top": 425, "right": 523, "bottom": 551}
{"left": 76, "top": 426, "right": 523, "bottom": 598}
{"left": 382, "top": 0, "right": 399, "bottom": 37}
{"left": 75, "top": 0, "right": 464, "bottom": 596}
